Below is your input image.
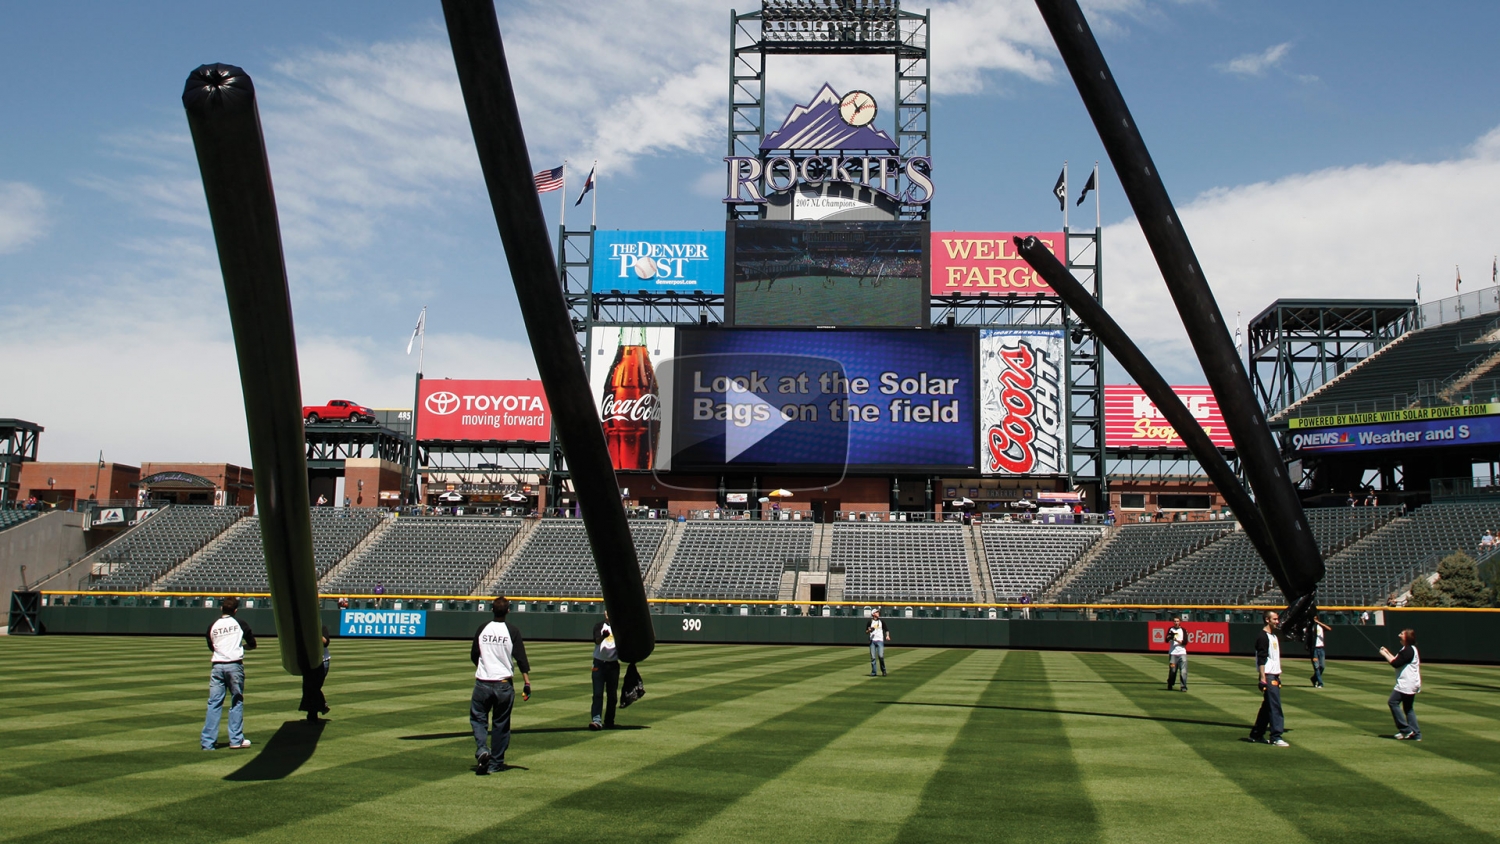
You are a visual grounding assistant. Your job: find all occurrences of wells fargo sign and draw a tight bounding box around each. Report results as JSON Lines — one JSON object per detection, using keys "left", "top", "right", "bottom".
{"left": 1104, "top": 385, "right": 1233, "bottom": 450}
{"left": 930, "top": 232, "right": 1064, "bottom": 296}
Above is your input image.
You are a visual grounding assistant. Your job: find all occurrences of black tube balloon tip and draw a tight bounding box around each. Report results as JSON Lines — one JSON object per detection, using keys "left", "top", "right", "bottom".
{"left": 183, "top": 64, "right": 255, "bottom": 114}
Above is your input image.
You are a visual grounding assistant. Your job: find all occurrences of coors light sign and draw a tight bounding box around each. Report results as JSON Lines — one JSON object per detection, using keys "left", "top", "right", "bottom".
{"left": 601, "top": 327, "right": 660, "bottom": 470}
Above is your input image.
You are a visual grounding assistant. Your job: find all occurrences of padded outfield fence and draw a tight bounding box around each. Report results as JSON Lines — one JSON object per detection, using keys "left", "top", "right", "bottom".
{"left": 19, "top": 590, "right": 1500, "bottom": 664}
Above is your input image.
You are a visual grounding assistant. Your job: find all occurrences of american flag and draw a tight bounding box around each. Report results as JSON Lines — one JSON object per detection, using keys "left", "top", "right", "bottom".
{"left": 534, "top": 165, "right": 565, "bottom": 193}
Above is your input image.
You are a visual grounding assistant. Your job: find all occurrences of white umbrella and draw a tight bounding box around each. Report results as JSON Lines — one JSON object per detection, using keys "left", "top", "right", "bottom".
{"left": 953, "top": 497, "right": 975, "bottom": 508}
{"left": 437, "top": 490, "right": 465, "bottom": 502}
{"left": 767, "top": 489, "right": 794, "bottom": 498}
{"left": 1010, "top": 499, "right": 1037, "bottom": 509}
{"left": 503, "top": 492, "right": 528, "bottom": 503}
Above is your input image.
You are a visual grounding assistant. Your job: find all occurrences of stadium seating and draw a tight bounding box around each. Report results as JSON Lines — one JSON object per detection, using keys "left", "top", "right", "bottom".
{"left": 492, "top": 520, "right": 669, "bottom": 598}
{"left": 1108, "top": 507, "right": 1399, "bottom": 605}
{"left": 155, "top": 508, "right": 385, "bottom": 592}
{"left": 1312, "top": 501, "right": 1500, "bottom": 605}
{"left": 1278, "top": 313, "right": 1500, "bottom": 420}
{"left": 982, "top": 524, "right": 1104, "bottom": 602}
{"left": 0, "top": 509, "right": 39, "bottom": 533}
{"left": 658, "top": 521, "right": 814, "bottom": 600}
{"left": 89, "top": 506, "right": 247, "bottom": 592}
{"left": 835, "top": 523, "right": 974, "bottom": 602}
{"left": 322, "top": 516, "right": 521, "bottom": 596}
{"left": 1053, "top": 523, "right": 1229, "bottom": 603}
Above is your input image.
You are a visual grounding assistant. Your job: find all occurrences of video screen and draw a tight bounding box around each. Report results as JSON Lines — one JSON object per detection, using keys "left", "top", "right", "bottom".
{"left": 728, "top": 221, "right": 928, "bottom": 327}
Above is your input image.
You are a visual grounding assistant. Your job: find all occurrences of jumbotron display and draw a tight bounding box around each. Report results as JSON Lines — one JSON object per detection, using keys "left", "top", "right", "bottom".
{"left": 727, "top": 221, "right": 928, "bottom": 327}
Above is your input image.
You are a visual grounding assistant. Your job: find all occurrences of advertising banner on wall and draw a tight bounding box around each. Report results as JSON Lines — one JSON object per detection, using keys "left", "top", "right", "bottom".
{"left": 1148, "top": 621, "right": 1229, "bottom": 653}
{"left": 668, "top": 328, "right": 977, "bottom": 470}
{"left": 592, "top": 231, "right": 726, "bottom": 294}
{"left": 1105, "top": 385, "right": 1233, "bottom": 449}
{"left": 1288, "top": 415, "right": 1500, "bottom": 454}
{"left": 416, "top": 380, "right": 550, "bottom": 442}
{"left": 340, "top": 609, "right": 427, "bottom": 638}
{"left": 590, "top": 327, "right": 678, "bottom": 471}
{"left": 979, "top": 329, "right": 1066, "bottom": 476}
{"left": 930, "top": 232, "right": 1065, "bottom": 296}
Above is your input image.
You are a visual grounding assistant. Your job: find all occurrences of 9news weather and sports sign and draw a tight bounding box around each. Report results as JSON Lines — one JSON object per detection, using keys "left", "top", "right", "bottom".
{"left": 1104, "top": 386, "right": 1234, "bottom": 449}
{"left": 1289, "top": 414, "right": 1500, "bottom": 453}
{"left": 416, "top": 379, "right": 550, "bottom": 442}
{"left": 592, "top": 231, "right": 726, "bottom": 294}
{"left": 667, "top": 328, "right": 977, "bottom": 471}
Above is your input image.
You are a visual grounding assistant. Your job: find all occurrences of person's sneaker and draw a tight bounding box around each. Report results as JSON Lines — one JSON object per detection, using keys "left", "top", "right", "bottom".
{"left": 868, "top": 672, "right": 878, "bottom": 677}
{"left": 230, "top": 740, "right": 252, "bottom": 749}
{"left": 1270, "top": 739, "right": 1290, "bottom": 747}
{"left": 1179, "top": 687, "right": 1189, "bottom": 692}
{"left": 1395, "top": 732, "right": 1413, "bottom": 740}
{"left": 201, "top": 745, "right": 216, "bottom": 751}
{"left": 489, "top": 759, "right": 506, "bottom": 773}
{"left": 1409, "top": 735, "right": 1422, "bottom": 741}
{"left": 589, "top": 721, "right": 603, "bottom": 731}
{"left": 881, "top": 671, "right": 887, "bottom": 677}
{"left": 477, "top": 749, "right": 491, "bottom": 771}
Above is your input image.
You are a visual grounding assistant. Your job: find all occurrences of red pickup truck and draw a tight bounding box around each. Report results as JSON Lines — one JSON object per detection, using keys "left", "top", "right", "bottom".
{"left": 303, "top": 400, "right": 376, "bottom": 424}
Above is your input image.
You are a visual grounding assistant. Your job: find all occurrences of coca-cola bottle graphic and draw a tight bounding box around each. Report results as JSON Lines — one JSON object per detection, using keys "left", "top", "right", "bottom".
{"left": 601, "top": 327, "right": 661, "bottom": 470}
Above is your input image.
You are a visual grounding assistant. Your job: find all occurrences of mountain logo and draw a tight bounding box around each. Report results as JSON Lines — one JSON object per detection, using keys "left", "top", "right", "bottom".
{"left": 760, "top": 83, "right": 898, "bottom": 152}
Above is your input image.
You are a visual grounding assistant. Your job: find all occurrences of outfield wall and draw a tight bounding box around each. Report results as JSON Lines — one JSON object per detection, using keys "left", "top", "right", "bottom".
{"left": 29, "top": 602, "right": 1500, "bottom": 664}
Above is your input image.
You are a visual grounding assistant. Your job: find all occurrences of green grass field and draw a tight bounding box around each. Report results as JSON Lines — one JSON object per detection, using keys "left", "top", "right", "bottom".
{"left": 2, "top": 637, "right": 1497, "bottom": 843}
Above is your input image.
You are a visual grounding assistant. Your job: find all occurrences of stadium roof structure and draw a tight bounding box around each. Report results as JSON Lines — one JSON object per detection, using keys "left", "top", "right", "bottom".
{"left": 0, "top": 419, "right": 43, "bottom": 505}
{"left": 1248, "top": 298, "right": 1417, "bottom": 421}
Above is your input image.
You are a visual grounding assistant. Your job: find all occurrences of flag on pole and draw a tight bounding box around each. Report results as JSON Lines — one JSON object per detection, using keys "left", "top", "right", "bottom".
{"left": 1456, "top": 264, "right": 1463, "bottom": 293}
{"left": 574, "top": 162, "right": 596, "bottom": 207}
{"left": 1415, "top": 275, "right": 1421, "bottom": 301}
{"left": 1076, "top": 169, "right": 1096, "bottom": 206}
{"left": 534, "top": 165, "right": 565, "bottom": 193}
{"left": 1493, "top": 255, "right": 1496, "bottom": 285}
{"left": 1234, "top": 310, "right": 1242, "bottom": 352}
{"left": 406, "top": 307, "right": 425, "bottom": 355}
{"left": 1052, "top": 168, "right": 1067, "bottom": 211}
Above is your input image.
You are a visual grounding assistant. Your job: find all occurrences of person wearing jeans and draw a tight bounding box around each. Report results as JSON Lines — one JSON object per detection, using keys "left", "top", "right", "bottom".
{"left": 201, "top": 596, "right": 256, "bottom": 750}
{"left": 590, "top": 613, "right": 620, "bottom": 730}
{"left": 866, "top": 610, "right": 890, "bottom": 676}
{"left": 469, "top": 598, "right": 531, "bottom": 773}
{"left": 1310, "top": 615, "right": 1331, "bottom": 688}
{"left": 1250, "top": 610, "right": 1288, "bottom": 747}
{"left": 1380, "top": 628, "right": 1422, "bottom": 740}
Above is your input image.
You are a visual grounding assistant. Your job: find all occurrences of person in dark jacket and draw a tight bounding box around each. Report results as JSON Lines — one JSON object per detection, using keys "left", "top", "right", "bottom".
{"left": 469, "top": 598, "right": 531, "bottom": 774}
{"left": 589, "top": 612, "right": 620, "bottom": 730}
{"left": 299, "top": 624, "right": 332, "bottom": 721}
{"left": 1249, "top": 610, "right": 1288, "bottom": 747}
{"left": 201, "top": 596, "right": 257, "bottom": 750}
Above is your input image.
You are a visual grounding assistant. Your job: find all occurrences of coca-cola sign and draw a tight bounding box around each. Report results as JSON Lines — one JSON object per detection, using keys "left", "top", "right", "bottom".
{"left": 415, "top": 379, "right": 550, "bottom": 443}
{"left": 979, "top": 329, "right": 1065, "bottom": 476}
{"left": 590, "top": 326, "right": 676, "bottom": 471}
{"left": 601, "top": 393, "right": 661, "bottom": 423}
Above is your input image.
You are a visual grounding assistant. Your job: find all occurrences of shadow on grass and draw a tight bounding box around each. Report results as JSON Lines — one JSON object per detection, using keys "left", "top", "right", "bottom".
{"left": 1447, "top": 682, "right": 1500, "bottom": 693}
{"left": 400, "top": 725, "right": 649, "bottom": 741}
{"left": 880, "top": 700, "right": 1249, "bottom": 730}
{"left": 224, "top": 719, "right": 325, "bottom": 781}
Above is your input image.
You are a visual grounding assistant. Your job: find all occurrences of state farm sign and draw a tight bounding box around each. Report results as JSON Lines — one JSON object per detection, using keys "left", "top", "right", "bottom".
{"left": 931, "top": 232, "right": 1064, "bottom": 296}
{"left": 1147, "top": 621, "right": 1230, "bottom": 654}
{"left": 417, "top": 380, "right": 550, "bottom": 443}
{"left": 1105, "top": 385, "right": 1233, "bottom": 450}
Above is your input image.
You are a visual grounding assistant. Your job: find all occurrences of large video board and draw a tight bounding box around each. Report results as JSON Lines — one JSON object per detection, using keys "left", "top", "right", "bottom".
{"left": 728, "top": 221, "right": 928, "bottom": 327}
{"left": 416, "top": 380, "right": 549, "bottom": 442}
{"left": 1104, "top": 385, "right": 1233, "bottom": 449}
{"left": 592, "top": 231, "right": 725, "bottom": 294}
{"left": 668, "top": 327, "right": 976, "bottom": 471}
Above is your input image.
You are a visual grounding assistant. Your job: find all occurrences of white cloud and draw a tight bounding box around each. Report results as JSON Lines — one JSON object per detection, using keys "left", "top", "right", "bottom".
{"left": 1102, "top": 122, "right": 1500, "bottom": 382}
{"left": 1217, "top": 42, "right": 1292, "bottom": 77}
{"left": 0, "top": 182, "right": 49, "bottom": 253}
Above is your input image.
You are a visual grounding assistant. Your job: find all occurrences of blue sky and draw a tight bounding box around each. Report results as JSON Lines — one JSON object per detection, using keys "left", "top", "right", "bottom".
{"left": 3, "top": 1, "right": 1499, "bottom": 464}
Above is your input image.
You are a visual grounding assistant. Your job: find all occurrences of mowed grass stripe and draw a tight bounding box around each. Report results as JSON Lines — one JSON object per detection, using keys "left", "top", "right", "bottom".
{"left": 680, "top": 648, "right": 1002, "bottom": 844}
{"left": 1054, "top": 651, "right": 1313, "bottom": 844}
{"left": 4, "top": 645, "right": 871, "bottom": 842}
{"left": 896, "top": 649, "right": 1101, "bottom": 842}
{"left": 1088, "top": 653, "right": 1500, "bottom": 843}
{"left": 238, "top": 645, "right": 932, "bottom": 843}
{"left": 446, "top": 648, "right": 967, "bottom": 843}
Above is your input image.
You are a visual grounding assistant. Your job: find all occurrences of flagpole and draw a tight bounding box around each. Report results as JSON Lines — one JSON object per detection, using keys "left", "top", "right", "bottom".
{"left": 560, "top": 159, "right": 567, "bottom": 229}
{"left": 1093, "top": 162, "right": 1100, "bottom": 230}
{"left": 1063, "top": 160, "right": 1069, "bottom": 232}
{"left": 407, "top": 305, "right": 426, "bottom": 508}
{"left": 590, "top": 159, "right": 598, "bottom": 229}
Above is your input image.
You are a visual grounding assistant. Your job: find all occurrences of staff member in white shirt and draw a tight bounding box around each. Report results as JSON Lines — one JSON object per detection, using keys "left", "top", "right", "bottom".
{"left": 200, "top": 596, "right": 257, "bottom": 750}
{"left": 1309, "top": 614, "right": 1331, "bottom": 688}
{"left": 866, "top": 610, "right": 891, "bottom": 677}
{"left": 1379, "top": 628, "right": 1422, "bottom": 741}
{"left": 1166, "top": 616, "right": 1188, "bottom": 692}
{"left": 589, "top": 612, "right": 620, "bottom": 730}
{"left": 1249, "top": 610, "right": 1289, "bottom": 747}
{"left": 469, "top": 598, "right": 531, "bottom": 774}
